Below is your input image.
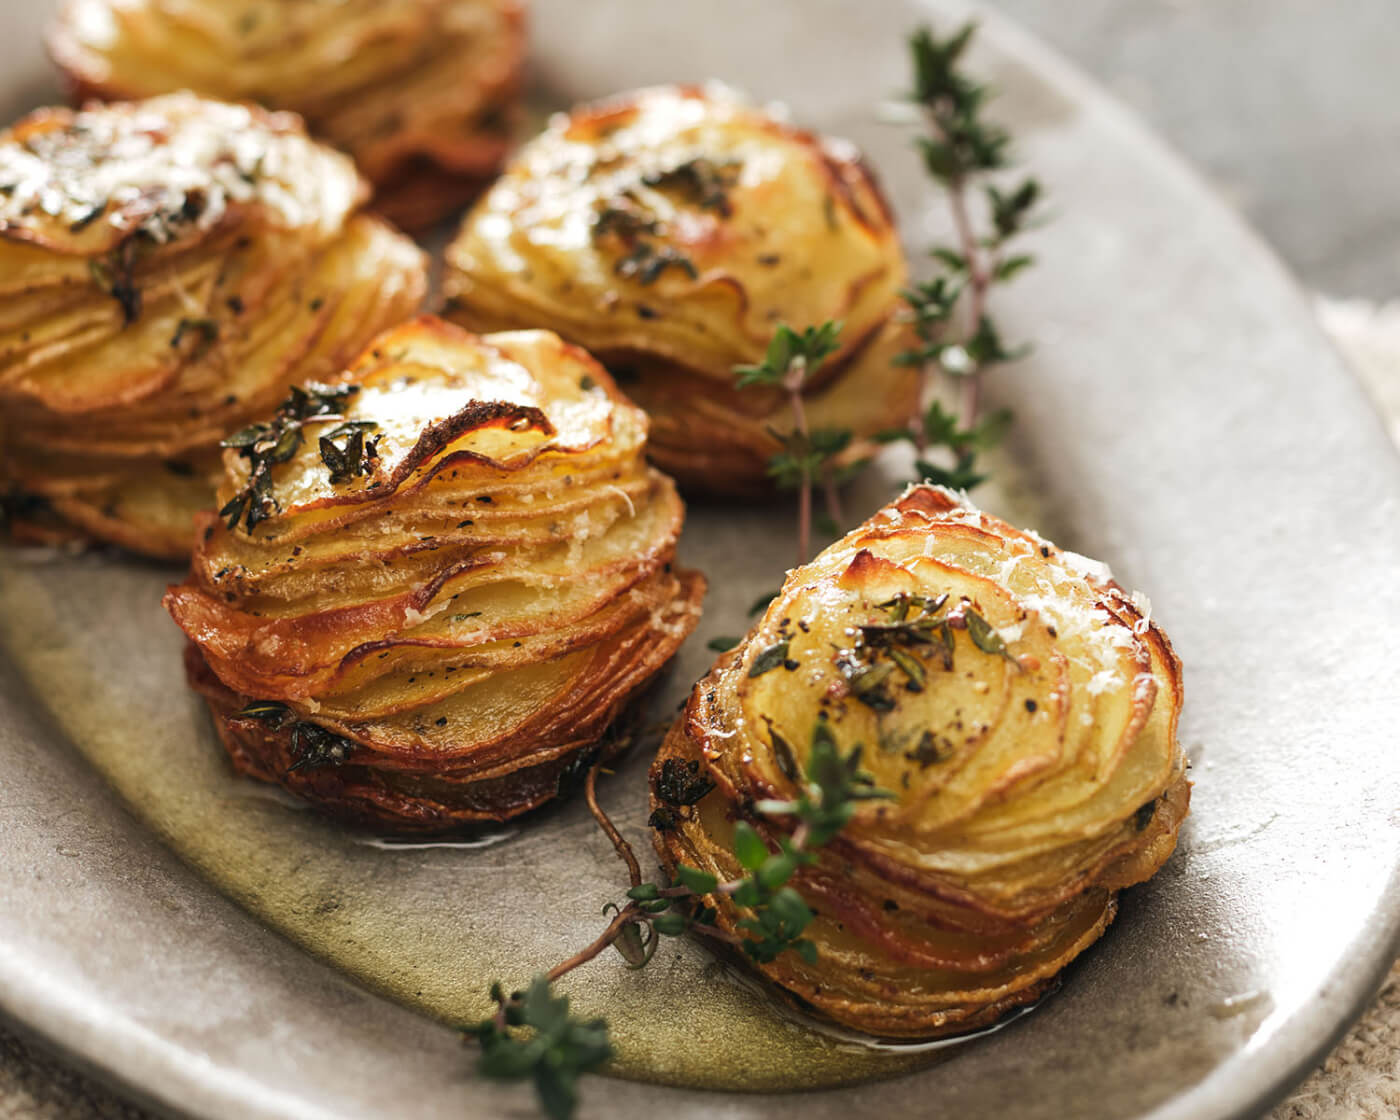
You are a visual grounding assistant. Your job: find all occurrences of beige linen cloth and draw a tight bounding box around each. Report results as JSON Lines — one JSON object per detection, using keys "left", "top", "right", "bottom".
{"left": 0, "top": 302, "right": 1398, "bottom": 1117}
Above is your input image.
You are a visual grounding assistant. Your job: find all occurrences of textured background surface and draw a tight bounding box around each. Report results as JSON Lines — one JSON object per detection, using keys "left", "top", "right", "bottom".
{"left": 992, "top": 0, "right": 1399, "bottom": 301}
{"left": 3, "top": 0, "right": 1398, "bottom": 1116}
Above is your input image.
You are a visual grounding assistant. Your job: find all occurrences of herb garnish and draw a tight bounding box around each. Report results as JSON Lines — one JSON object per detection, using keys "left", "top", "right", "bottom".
{"left": 591, "top": 198, "right": 697, "bottom": 286}
{"left": 218, "top": 383, "right": 359, "bottom": 532}
{"left": 963, "top": 606, "right": 1014, "bottom": 660}
{"left": 591, "top": 154, "right": 738, "bottom": 286}
{"left": 232, "top": 701, "right": 355, "bottom": 771}
{"left": 471, "top": 721, "right": 890, "bottom": 1118}
{"left": 880, "top": 23, "right": 1043, "bottom": 491}
{"left": 748, "top": 638, "right": 792, "bottom": 677}
{"left": 653, "top": 758, "right": 715, "bottom": 807}
{"left": 593, "top": 204, "right": 660, "bottom": 240}
{"left": 641, "top": 156, "right": 740, "bottom": 217}
{"left": 835, "top": 593, "right": 1015, "bottom": 712}
{"left": 88, "top": 237, "right": 147, "bottom": 326}
{"left": 474, "top": 977, "right": 612, "bottom": 1120}
{"left": 287, "top": 721, "right": 356, "bottom": 771}
{"left": 734, "top": 321, "right": 858, "bottom": 564}
{"left": 318, "top": 420, "right": 381, "bottom": 484}
{"left": 616, "top": 242, "right": 697, "bottom": 285}
{"left": 170, "top": 316, "right": 219, "bottom": 357}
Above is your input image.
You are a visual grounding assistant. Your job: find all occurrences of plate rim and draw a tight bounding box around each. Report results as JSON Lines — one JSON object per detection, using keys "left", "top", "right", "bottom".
{"left": 1, "top": 1, "right": 1398, "bottom": 1118}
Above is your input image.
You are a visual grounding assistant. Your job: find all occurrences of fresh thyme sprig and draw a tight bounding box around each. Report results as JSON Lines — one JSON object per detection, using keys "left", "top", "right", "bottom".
{"left": 459, "top": 25, "right": 1044, "bottom": 1120}
{"left": 475, "top": 977, "right": 612, "bottom": 1120}
{"left": 468, "top": 720, "right": 890, "bottom": 1119}
{"left": 887, "top": 22, "right": 1042, "bottom": 490}
{"left": 734, "top": 321, "right": 858, "bottom": 564}
{"left": 835, "top": 591, "right": 1018, "bottom": 715}
{"left": 217, "top": 383, "right": 361, "bottom": 532}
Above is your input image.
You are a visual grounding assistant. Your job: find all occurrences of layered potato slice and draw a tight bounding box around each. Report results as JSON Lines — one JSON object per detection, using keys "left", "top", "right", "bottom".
{"left": 443, "top": 84, "right": 919, "bottom": 494}
{"left": 651, "top": 485, "right": 1188, "bottom": 1038}
{"left": 0, "top": 93, "right": 427, "bottom": 557}
{"left": 47, "top": 0, "right": 526, "bottom": 230}
{"left": 167, "top": 317, "right": 704, "bottom": 832}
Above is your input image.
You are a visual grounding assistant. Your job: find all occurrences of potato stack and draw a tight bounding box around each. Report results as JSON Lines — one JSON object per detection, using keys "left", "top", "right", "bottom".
{"left": 0, "top": 93, "right": 427, "bottom": 557}
{"left": 167, "top": 317, "right": 704, "bottom": 833}
{"left": 443, "top": 84, "right": 918, "bottom": 494}
{"left": 652, "top": 485, "right": 1188, "bottom": 1038}
{"left": 47, "top": 0, "right": 525, "bottom": 230}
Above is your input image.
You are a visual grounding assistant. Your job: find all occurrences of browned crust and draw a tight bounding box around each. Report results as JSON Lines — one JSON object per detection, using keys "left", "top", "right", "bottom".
{"left": 189, "top": 568, "right": 704, "bottom": 832}
{"left": 45, "top": 0, "right": 526, "bottom": 235}
{"left": 646, "top": 484, "right": 1189, "bottom": 1038}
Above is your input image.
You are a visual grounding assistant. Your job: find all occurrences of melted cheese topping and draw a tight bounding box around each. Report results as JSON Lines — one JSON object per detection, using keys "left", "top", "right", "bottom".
{"left": 446, "top": 84, "right": 905, "bottom": 376}
{"left": 0, "top": 93, "right": 360, "bottom": 248}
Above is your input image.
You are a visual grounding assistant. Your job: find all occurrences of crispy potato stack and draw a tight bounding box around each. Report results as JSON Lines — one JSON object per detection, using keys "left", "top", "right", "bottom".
{"left": 166, "top": 316, "right": 704, "bottom": 832}
{"left": 652, "top": 485, "right": 1188, "bottom": 1038}
{"left": 443, "top": 84, "right": 919, "bottom": 495}
{"left": 0, "top": 93, "right": 427, "bottom": 557}
{"left": 47, "top": 0, "right": 525, "bottom": 230}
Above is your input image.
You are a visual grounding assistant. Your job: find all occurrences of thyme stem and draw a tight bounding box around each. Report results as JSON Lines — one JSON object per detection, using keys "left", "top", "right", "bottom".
{"left": 585, "top": 761, "right": 642, "bottom": 890}
{"left": 890, "top": 22, "right": 1042, "bottom": 492}
{"left": 545, "top": 907, "right": 642, "bottom": 984}
{"left": 784, "top": 358, "right": 814, "bottom": 566}
{"left": 926, "top": 145, "right": 993, "bottom": 432}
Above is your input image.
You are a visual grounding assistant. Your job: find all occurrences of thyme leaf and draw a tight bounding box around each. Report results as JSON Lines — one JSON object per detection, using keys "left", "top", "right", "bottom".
{"left": 963, "top": 608, "right": 1016, "bottom": 663}
{"left": 615, "top": 242, "right": 697, "bottom": 285}
{"left": 592, "top": 198, "right": 697, "bottom": 286}
{"left": 748, "top": 639, "right": 791, "bottom": 677}
{"left": 641, "top": 156, "right": 740, "bottom": 217}
{"left": 318, "top": 420, "right": 380, "bottom": 484}
{"left": 218, "top": 383, "right": 360, "bottom": 533}
{"left": 734, "top": 321, "right": 854, "bottom": 564}
{"left": 885, "top": 21, "right": 1045, "bottom": 492}
{"left": 287, "top": 721, "right": 356, "bottom": 772}
{"left": 471, "top": 977, "right": 612, "bottom": 1120}
{"left": 233, "top": 700, "right": 291, "bottom": 725}
{"left": 170, "top": 316, "right": 219, "bottom": 356}
{"left": 232, "top": 702, "right": 354, "bottom": 771}
{"left": 734, "top": 321, "right": 842, "bottom": 389}
{"left": 88, "top": 237, "right": 146, "bottom": 326}
{"left": 653, "top": 759, "right": 715, "bottom": 807}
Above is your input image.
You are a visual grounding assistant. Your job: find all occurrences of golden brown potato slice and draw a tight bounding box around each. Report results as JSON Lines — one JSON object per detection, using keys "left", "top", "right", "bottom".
{"left": 0, "top": 94, "right": 428, "bottom": 559}
{"left": 651, "top": 484, "right": 1187, "bottom": 1038}
{"left": 444, "top": 84, "right": 919, "bottom": 495}
{"left": 168, "top": 317, "right": 704, "bottom": 832}
{"left": 47, "top": 0, "right": 525, "bottom": 230}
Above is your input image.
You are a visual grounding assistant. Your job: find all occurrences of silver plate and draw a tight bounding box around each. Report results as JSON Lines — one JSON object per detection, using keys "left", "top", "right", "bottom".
{"left": 2, "top": 1, "right": 1399, "bottom": 1118}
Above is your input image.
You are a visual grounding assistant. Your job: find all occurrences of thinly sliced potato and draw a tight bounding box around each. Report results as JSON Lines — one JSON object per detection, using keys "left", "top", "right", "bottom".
{"left": 47, "top": 0, "right": 525, "bottom": 230}
{"left": 651, "top": 485, "right": 1187, "bottom": 1038}
{"left": 444, "top": 84, "right": 920, "bottom": 495}
{"left": 169, "top": 318, "right": 705, "bottom": 832}
{"left": 0, "top": 94, "right": 428, "bottom": 558}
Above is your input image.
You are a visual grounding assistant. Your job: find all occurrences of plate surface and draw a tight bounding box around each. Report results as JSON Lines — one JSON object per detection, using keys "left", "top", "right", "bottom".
{"left": 2, "top": 1, "right": 1399, "bottom": 1118}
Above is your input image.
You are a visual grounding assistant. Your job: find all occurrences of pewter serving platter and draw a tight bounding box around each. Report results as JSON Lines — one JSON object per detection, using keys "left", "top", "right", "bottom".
{"left": 2, "top": 1, "right": 1399, "bottom": 1118}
